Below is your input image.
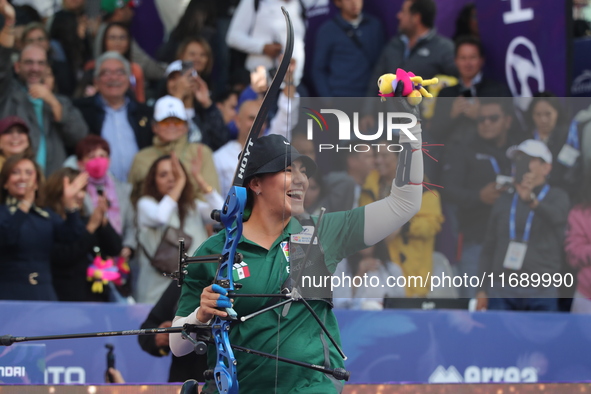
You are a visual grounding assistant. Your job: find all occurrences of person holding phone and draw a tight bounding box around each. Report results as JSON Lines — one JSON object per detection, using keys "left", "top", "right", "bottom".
{"left": 163, "top": 59, "right": 229, "bottom": 151}
{"left": 476, "top": 140, "right": 569, "bottom": 311}
{"left": 441, "top": 98, "right": 523, "bottom": 298}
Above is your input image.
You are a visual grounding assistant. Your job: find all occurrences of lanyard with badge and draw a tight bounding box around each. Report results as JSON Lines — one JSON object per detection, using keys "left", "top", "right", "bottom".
{"left": 533, "top": 122, "right": 580, "bottom": 167}
{"left": 503, "top": 184, "right": 550, "bottom": 270}
{"left": 477, "top": 153, "right": 513, "bottom": 187}
{"left": 557, "top": 120, "right": 581, "bottom": 167}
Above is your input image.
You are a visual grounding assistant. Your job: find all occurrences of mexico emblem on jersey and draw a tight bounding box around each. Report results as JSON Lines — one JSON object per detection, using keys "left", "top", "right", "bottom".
{"left": 233, "top": 261, "right": 251, "bottom": 281}
{"left": 280, "top": 241, "right": 290, "bottom": 262}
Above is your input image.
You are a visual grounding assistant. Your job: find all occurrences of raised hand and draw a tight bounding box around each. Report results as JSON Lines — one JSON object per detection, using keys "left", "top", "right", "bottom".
{"left": 451, "top": 96, "right": 469, "bottom": 119}
{"left": 29, "top": 83, "right": 63, "bottom": 121}
{"left": 515, "top": 172, "right": 535, "bottom": 202}
{"left": 28, "top": 84, "right": 55, "bottom": 103}
{"left": 87, "top": 196, "right": 108, "bottom": 233}
{"left": 170, "top": 152, "right": 187, "bottom": 188}
{"left": 250, "top": 65, "right": 269, "bottom": 94}
{"left": 0, "top": 0, "right": 16, "bottom": 48}
{"left": 463, "top": 97, "right": 480, "bottom": 120}
{"left": 0, "top": 0, "right": 15, "bottom": 22}
{"left": 63, "top": 172, "right": 89, "bottom": 211}
{"left": 192, "top": 75, "right": 212, "bottom": 108}
{"left": 167, "top": 152, "right": 187, "bottom": 203}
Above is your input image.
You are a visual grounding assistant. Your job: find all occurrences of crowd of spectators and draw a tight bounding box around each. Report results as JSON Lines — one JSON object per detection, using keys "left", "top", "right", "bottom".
{"left": 0, "top": 0, "right": 590, "bottom": 382}
{"left": 1, "top": 0, "right": 591, "bottom": 374}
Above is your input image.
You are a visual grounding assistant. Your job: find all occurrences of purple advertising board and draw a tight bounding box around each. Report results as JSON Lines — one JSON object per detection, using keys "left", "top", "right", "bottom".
{"left": 475, "top": 0, "right": 568, "bottom": 97}
{"left": 3, "top": 302, "right": 591, "bottom": 385}
{"left": 0, "top": 344, "right": 45, "bottom": 384}
{"left": 571, "top": 37, "right": 591, "bottom": 97}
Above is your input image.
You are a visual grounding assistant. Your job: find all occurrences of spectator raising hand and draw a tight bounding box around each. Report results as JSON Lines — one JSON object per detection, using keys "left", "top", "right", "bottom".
{"left": 62, "top": 171, "right": 89, "bottom": 210}
{"left": 191, "top": 75, "right": 213, "bottom": 109}
{"left": 0, "top": 156, "right": 86, "bottom": 301}
{"left": 0, "top": 0, "right": 16, "bottom": 48}
{"left": 45, "top": 167, "right": 125, "bottom": 303}
{"left": 86, "top": 195, "right": 110, "bottom": 234}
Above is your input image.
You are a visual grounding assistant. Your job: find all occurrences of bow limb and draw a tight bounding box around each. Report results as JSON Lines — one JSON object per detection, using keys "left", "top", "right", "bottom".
{"left": 210, "top": 8, "right": 294, "bottom": 394}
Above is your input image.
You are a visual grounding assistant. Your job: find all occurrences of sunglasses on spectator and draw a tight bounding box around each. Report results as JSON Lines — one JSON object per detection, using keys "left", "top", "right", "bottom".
{"left": 477, "top": 114, "right": 502, "bottom": 124}
{"left": 158, "top": 118, "right": 186, "bottom": 127}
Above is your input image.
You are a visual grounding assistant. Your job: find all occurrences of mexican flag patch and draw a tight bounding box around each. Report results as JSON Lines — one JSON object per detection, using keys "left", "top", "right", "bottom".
{"left": 233, "top": 261, "right": 251, "bottom": 281}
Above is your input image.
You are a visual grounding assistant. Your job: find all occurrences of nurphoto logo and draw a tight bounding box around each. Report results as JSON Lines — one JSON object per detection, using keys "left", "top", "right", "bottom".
{"left": 304, "top": 107, "right": 417, "bottom": 153}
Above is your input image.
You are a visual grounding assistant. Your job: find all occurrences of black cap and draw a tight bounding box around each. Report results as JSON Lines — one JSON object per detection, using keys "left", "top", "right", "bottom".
{"left": 243, "top": 134, "right": 317, "bottom": 181}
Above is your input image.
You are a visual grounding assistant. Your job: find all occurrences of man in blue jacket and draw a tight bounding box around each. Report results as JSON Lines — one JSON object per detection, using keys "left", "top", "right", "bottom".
{"left": 312, "top": 0, "right": 385, "bottom": 97}
{"left": 365, "top": 0, "right": 457, "bottom": 98}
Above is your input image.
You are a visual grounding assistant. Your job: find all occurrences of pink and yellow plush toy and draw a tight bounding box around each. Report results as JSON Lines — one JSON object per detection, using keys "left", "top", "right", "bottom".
{"left": 377, "top": 68, "right": 438, "bottom": 105}
{"left": 87, "top": 255, "right": 122, "bottom": 294}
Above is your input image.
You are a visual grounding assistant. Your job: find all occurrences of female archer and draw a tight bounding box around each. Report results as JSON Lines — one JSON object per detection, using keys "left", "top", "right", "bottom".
{"left": 170, "top": 111, "right": 424, "bottom": 392}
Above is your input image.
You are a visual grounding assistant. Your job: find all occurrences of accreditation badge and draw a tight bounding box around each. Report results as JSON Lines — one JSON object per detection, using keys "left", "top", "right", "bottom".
{"left": 557, "top": 144, "right": 580, "bottom": 167}
{"left": 503, "top": 241, "right": 528, "bottom": 270}
{"left": 290, "top": 226, "right": 317, "bottom": 244}
{"left": 495, "top": 175, "right": 513, "bottom": 187}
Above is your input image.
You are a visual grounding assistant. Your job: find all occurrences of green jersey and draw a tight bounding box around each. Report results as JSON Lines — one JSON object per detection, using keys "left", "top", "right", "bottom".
{"left": 176, "top": 208, "right": 366, "bottom": 393}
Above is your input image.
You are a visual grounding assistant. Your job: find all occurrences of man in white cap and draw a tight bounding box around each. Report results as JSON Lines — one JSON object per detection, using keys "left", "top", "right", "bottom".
{"left": 476, "top": 139, "right": 570, "bottom": 311}
{"left": 127, "top": 95, "right": 219, "bottom": 204}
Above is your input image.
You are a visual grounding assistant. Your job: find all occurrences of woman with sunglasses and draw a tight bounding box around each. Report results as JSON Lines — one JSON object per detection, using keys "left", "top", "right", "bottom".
{"left": 170, "top": 116, "right": 424, "bottom": 392}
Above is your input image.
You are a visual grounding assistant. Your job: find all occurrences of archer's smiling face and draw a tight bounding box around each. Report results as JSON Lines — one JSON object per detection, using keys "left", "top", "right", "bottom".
{"left": 252, "top": 159, "right": 309, "bottom": 217}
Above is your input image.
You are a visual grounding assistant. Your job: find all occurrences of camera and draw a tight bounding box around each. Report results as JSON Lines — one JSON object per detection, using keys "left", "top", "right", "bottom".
{"left": 181, "top": 61, "right": 198, "bottom": 78}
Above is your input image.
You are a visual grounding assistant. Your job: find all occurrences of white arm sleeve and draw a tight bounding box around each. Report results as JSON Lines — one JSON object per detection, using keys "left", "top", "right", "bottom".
{"left": 170, "top": 309, "right": 211, "bottom": 357}
{"left": 364, "top": 123, "right": 423, "bottom": 246}
{"left": 137, "top": 195, "right": 177, "bottom": 227}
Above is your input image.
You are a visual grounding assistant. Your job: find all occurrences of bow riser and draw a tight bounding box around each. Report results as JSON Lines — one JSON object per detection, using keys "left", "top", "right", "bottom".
{"left": 211, "top": 8, "right": 294, "bottom": 393}
{"left": 210, "top": 185, "right": 246, "bottom": 393}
